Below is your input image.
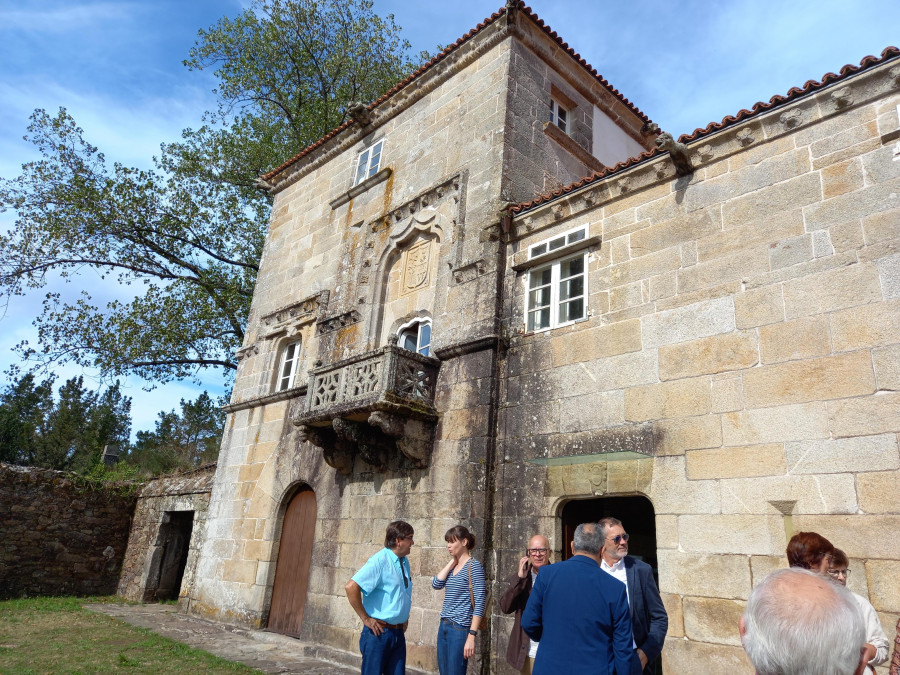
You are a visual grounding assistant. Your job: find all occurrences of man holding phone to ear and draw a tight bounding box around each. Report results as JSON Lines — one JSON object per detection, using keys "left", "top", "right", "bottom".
{"left": 500, "top": 534, "right": 551, "bottom": 673}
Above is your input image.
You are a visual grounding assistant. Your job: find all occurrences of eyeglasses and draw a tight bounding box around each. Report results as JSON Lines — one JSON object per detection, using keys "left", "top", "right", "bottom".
{"left": 527, "top": 548, "right": 549, "bottom": 555}
{"left": 826, "top": 568, "right": 850, "bottom": 579}
{"left": 606, "top": 534, "right": 629, "bottom": 544}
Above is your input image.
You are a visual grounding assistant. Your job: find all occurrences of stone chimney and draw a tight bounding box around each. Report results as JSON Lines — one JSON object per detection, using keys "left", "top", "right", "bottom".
{"left": 102, "top": 444, "right": 119, "bottom": 467}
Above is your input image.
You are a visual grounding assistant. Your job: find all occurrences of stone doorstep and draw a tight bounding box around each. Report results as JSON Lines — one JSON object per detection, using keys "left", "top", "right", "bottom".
{"left": 84, "top": 603, "right": 431, "bottom": 675}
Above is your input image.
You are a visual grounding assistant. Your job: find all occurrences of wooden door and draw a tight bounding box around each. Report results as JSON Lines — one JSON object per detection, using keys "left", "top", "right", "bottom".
{"left": 268, "top": 487, "right": 317, "bottom": 637}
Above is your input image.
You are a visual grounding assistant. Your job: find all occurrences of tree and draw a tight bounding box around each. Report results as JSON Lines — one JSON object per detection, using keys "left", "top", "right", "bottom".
{"left": 0, "top": 373, "right": 54, "bottom": 465}
{"left": 126, "top": 392, "right": 225, "bottom": 474}
{"left": 0, "top": 373, "right": 131, "bottom": 471}
{"left": 0, "top": 0, "right": 424, "bottom": 386}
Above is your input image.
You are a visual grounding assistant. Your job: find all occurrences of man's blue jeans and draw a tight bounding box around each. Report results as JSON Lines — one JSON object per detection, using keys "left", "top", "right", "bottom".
{"left": 359, "top": 625, "right": 405, "bottom": 675}
{"left": 436, "top": 618, "right": 470, "bottom": 675}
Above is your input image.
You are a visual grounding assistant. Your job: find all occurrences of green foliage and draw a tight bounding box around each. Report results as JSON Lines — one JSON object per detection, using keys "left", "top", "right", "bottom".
{"left": 0, "top": 0, "right": 425, "bottom": 387}
{"left": 123, "top": 391, "right": 225, "bottom": 475}
{"left": 0, "top": 108, "right": 265, "bottom": 385}
{"left": 0, "top": 373, "right": 130, "bottom": 472}
{"left": 176, "top": 0, "right": 419, "bottom": 193}
{"left": 0, "top": 372, "right": 53, "bottom": 465}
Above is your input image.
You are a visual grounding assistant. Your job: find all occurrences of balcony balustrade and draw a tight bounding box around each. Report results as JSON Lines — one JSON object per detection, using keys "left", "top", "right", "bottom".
{"left": 292, "top": 339, "right": 439, "bottom": 473}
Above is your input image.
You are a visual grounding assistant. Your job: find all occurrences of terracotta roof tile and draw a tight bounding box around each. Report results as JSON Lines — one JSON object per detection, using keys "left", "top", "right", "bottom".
{"left": 510, "top": 45, "right": 900, "bottom": 215}
{"left": 263, "top": 1, "right": 652, "bottom": 182}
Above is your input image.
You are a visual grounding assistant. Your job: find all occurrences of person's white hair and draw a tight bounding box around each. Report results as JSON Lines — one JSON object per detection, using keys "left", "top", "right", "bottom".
{"left": 742, "top": 567, "right": 865, "bottom": 675}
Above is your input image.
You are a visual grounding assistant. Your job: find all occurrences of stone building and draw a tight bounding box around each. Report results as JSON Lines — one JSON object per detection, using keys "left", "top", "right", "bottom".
{"left": 118, "top": 464, "right": 215, "bottom": 603}
{"left": 182, "top": 2, "right": 900, "bottom": 672}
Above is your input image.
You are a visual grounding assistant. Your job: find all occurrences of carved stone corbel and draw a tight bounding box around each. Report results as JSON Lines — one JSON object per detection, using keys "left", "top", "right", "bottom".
{"left": 368, "top": 411, "right": 433, "bottom": 468}
{"left": 348, "top": 102, "right": 373, "bottom": 127}
{"left": 333, "top": 418, "right": 387, "bottom": 470}
{"left": 655, "top": 132, "right": 694, "bottom": 176}
{"left": 296, "top": 424, "right": 354, "bottom": 475}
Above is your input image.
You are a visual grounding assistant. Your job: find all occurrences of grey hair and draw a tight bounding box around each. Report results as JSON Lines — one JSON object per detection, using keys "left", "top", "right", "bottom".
{"left": 572, "top": 522, "right": 603, "bottom": 555}
{"left": 597, "top": 517, "right": 623, "bottom": 541}
{"left": 742, "top": 568, "right": 864, "bottom": 675}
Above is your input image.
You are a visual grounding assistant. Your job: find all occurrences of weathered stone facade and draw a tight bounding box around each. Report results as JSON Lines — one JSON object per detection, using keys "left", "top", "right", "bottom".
{"left": 0, "top": 463, "right": 136, "bottom": 599}
{"left": 118, "top": 464, "right": 215, "bottom": 607}
{"left": 186, "top": 3, "right": 900, "bottom": 672}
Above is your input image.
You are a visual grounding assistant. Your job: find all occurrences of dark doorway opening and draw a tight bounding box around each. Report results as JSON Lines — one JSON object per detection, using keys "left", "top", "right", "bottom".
{"left": 267, "top": 486, "right": 317, "bottom": 638}
{"left": 560, "top": 495, "right": 658, "bottom": 574}
{"left": 149, "top": 511, "right": 194, "bottom": 602}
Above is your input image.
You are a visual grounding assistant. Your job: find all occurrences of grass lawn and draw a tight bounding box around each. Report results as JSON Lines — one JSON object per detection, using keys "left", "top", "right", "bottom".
{"left": 0, "top": 596, "right": 262, "bottom": 674}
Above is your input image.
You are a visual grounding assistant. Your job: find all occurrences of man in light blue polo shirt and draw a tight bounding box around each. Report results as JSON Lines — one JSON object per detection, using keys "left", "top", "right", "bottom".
{"left": 345, "top": 520, "right": 414, "bottom": 675}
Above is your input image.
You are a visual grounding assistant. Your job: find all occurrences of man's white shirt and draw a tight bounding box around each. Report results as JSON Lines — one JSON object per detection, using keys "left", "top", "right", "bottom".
{"left": 601, "top": 557, "right": 637, "bottom": 649}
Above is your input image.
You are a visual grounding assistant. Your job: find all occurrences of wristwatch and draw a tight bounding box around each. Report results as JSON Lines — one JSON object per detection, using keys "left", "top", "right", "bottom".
{"left": 468, "top": 629, "right": 478, "bottom": 636}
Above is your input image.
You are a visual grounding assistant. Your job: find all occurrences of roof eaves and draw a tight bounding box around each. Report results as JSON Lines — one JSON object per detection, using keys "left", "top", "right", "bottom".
{"left": 510, "top": 45, "right": 900, "bottom": 216}
{"left": 518, "top": 3, "right": 652, "bottom": 124}
{"left": 263, "top": 1, "right": 657, "bottom": 184}
{"left": 262, "top": 5, "right": 510, "bottom": 183}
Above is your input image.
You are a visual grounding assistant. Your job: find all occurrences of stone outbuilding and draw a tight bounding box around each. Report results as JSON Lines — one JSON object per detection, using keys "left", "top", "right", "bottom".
{"left": 118, "top": 464, "right": 215, "bottom": 605}
{"left": 179, "top": 3, "right": 900, "bottom": 672}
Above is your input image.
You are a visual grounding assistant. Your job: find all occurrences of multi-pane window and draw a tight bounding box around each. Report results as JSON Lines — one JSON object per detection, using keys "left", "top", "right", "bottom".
{"left": 397, "top": 319, "right": 432, "bottom": 357}
{"left": 528, "top": 226, "right": 585, "bottom": 259}
{"left": 354, "top": 139, "right": 384, "bottom": 185}
{"left": 277, "top": 340, "right": 302, "bottom": 391}
{"left": 526, "top": 255, "right": 586, "bottom": 332}
{"left": 549, "top": 99, "right": 568, "bottom": 133}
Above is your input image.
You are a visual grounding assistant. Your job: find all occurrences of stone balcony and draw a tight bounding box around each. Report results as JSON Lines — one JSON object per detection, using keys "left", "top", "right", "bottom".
{"left": 292, "top": 339, "right": 440, "bottom": 473}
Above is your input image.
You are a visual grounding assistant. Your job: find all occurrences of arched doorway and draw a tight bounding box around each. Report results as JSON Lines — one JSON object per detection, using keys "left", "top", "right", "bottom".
{"left": 268, "top": 486, "right": 317, "bottom": 637}
{"left": 560, "top": 495, "right": 658, "bottom": 576}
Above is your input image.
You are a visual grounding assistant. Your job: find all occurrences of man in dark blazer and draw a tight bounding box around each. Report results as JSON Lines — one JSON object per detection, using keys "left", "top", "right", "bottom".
{"left": 521, "top": 523, "right": 640, "bottom": 675}
{"left": 599, "top": 517, "right": 668, "bottom": 674}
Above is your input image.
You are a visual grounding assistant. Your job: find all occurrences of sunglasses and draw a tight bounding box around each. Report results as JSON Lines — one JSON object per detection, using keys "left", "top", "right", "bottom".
{"left": 607, "top": 533, "right": 629, "bottom": 545}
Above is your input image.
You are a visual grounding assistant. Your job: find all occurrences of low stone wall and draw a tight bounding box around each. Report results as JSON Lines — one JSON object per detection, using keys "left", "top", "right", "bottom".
{"left": 0, "top": 463, "right": 137, "bottom": 599}
{"left": 118, "top": 464, "right": 215, "bottom": 605}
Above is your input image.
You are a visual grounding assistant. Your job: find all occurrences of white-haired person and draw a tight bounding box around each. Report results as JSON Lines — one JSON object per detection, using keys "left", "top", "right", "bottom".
{"left": 827, "top": 549, "right": 889, "bottom": 672}
{"left": 740, "top": 567, "right": 869, "bottom": 675}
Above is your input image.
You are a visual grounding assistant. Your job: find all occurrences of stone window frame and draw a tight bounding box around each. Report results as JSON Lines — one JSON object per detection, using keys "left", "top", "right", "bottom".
{"left": 523, "top": 226, "right": 589, "bottom": 333}
{"left": 354, "top": 138, "right": 384, "bottom": 186}
{"left": 397, "top": 317, "right": 432, "bottom": 357}
{"left": 275, "top": 338, "right": 303, "bottom": 392}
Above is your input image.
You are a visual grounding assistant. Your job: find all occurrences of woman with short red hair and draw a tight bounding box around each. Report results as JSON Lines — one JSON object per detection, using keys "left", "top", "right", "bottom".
{"left": 786, "top": 531, "right": 835, "bottom": 573}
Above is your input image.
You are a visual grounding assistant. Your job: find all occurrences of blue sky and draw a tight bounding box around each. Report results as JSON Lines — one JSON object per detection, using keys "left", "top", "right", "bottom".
{"left": 1, "top": 0, "right": 898, "bottom": 436}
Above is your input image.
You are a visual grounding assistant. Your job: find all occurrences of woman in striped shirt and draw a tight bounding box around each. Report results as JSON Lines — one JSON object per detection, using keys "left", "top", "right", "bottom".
{"left": 431, "top": 525, "right": 486, "bottom": 674}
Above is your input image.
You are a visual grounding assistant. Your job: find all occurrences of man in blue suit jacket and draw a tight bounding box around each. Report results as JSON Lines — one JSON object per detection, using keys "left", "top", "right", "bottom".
{"left": 599, "top": 518, "right": 668, "bottom": 674}
{"left": 521, "top": 523, "right": 641, "bottom": 675}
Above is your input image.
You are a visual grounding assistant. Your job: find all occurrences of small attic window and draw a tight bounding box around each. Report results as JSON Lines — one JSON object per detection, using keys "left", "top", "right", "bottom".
{"left": 550, "top": 99, "right": 568, "bottom": 133}
{"left": 354, "top": 139, "right": 384, "bottom": 185}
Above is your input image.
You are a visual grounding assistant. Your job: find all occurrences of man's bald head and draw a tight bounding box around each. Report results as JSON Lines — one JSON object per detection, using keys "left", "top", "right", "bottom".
{"left": 740, "top": 568, "right": 866, "bottom": 675}
{"left": 527, "top": 534, "right": 550, "bottom": 569}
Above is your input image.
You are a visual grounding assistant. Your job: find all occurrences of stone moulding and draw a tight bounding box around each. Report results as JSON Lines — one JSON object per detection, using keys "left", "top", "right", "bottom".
{"left": 221, "top": 384, "right": 308, "bottom": 414}
{"left": 259, "top": 292, "right": 324, "bottom": 338}
{"left": 292, "top": 343, "right": 440, "bottom": 472}
{"left": 315, "top": 309, "right": 361, "bottom": 336}
{"left": 329, "top": 168, "right": 392, "bottom": 210}
{"left": 543, "top": 121, "right": 606, "bottom": 173}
